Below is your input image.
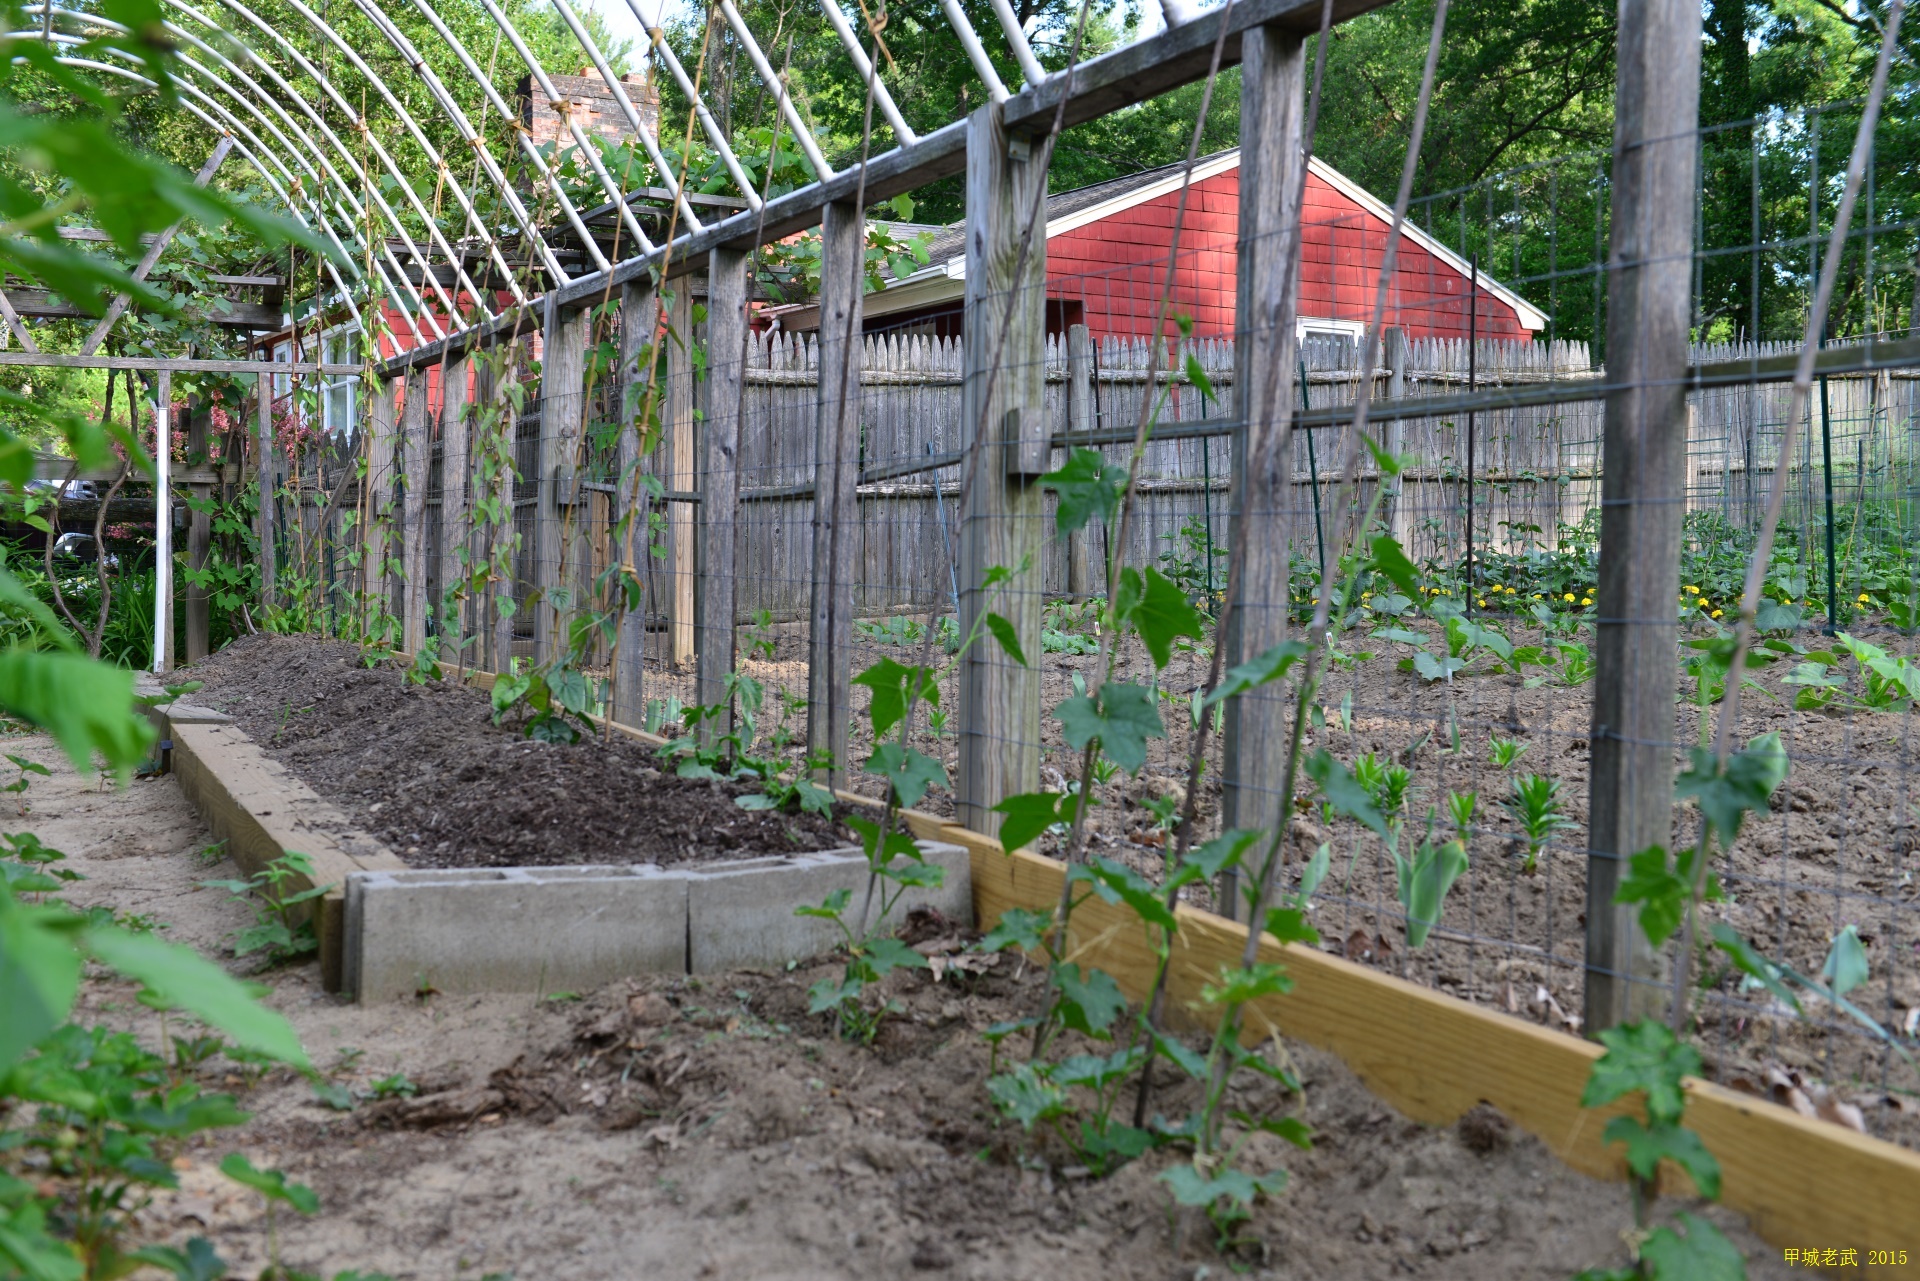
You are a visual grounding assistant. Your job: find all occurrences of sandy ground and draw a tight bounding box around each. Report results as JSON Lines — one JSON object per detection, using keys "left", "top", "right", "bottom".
{"left": 1, "top": 727, "right": 1820, "bottom": 1280}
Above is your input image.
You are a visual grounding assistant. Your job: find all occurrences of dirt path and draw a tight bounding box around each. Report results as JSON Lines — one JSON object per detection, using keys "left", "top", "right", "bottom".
{"left": 11, "top": 732, "right": 1801, "bottom": 1280}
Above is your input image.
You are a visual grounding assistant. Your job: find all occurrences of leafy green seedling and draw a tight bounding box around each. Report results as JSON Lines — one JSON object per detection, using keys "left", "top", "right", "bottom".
{"left": 367, "top": 1072, "right": 417, "bottom": 1100}
{"left": 1502, "top": 774, "right": 1574, "bottom": 873}
{"left": 4, "top": 752, "right": 49, "bottom": 815}
{"left": 1446, "top": 789, "right": 1476, "bottom": 838}
{"left": 1488, "top": 736, "right": 1528, "bottom": 770}
{"left": 1393, "top": 834, "right": 1468, "bottom": 949}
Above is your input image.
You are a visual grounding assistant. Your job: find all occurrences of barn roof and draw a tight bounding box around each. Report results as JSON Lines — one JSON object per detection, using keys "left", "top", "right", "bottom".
{"left": 844, "top": 149, "right": 1547, "bottom": 332}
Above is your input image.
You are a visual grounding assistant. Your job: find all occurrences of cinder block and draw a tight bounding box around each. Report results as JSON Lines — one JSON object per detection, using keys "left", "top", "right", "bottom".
{"left": 344, "top": 865, "right": 689, "bottom": 1002}
{"left": 685, "top": 841, "right": 971, "bottom": 974}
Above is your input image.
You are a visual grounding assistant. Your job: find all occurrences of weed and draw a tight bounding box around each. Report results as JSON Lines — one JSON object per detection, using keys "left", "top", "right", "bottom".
{"left": 367, "top": 1072, "right": 417, "bottom": 1101}
{"left": 1489, "top": 736, "right": 1528, "bottom": 770}
{"left": 201, "top": 851, "right": 333, "bottom": 963}
{"left": 4, "top": 751, "right": 49, "bottom": 815}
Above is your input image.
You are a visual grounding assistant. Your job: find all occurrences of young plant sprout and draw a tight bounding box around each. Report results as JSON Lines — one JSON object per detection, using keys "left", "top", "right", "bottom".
{"left": 1501, "top": 773, "right": 1574, "bottom": 873}
{"left": 1489, "top": 735, "right": 1528, "bottom": 770}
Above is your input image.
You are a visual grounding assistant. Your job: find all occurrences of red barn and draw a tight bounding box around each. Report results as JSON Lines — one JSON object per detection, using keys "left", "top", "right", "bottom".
{"left": 779, "top": 149, "right": 1545, "bottom": 343}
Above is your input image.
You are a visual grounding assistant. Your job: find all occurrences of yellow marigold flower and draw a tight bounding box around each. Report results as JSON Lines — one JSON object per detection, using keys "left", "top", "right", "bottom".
{"left": 1712, "top": 609, "right": 1724, "bottom": 618}
{"left": 1858, "top": 593, "right": 1871, "bottom": 603}
{"left": 1581, "top": 597, "right": 1593, "bottom": 606}
{"left": 1685, "top": 585, "right": 1700, "bottom": 594}
{"left": 1477, "top": 599, "right": 1488, "bottom": 607}
{"left": 1563, "top": 592, "right": 1576, "bottom": 603}
{"left": 1533, "top": 593, "right": 1543, "bottom": 600}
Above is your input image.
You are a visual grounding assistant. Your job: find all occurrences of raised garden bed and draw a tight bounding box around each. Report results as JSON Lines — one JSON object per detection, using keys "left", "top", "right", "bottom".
{"left": 167, "top": 635, "right": 969, "bottom": 1000}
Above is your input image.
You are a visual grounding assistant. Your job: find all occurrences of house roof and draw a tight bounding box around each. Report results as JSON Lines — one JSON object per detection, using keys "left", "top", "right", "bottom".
{"left": 785, "top": 149, "right": 1546, "bottom": 332}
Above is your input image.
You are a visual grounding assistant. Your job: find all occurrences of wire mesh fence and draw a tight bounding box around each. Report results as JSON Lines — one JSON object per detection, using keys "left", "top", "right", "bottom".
{"left": 252, "top": 95, "right": 1920, "bottom": 1151}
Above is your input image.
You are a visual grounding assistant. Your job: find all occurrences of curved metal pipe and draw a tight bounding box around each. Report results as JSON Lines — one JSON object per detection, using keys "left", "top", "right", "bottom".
{"left": 816, "top": 0, "right": 917, "bottom": 143}
{"left": 720, "top": 0, "right": 836, "bottom": 175}
{"left": 626, "top": 2, "right": 761, "bottom": 210}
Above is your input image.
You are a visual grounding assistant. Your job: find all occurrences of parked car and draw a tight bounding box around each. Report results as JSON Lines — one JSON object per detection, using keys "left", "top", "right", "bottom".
{"left": 25, "top": 477, "right": 100, "bottom": 502}
{"left": 50, "top": 531, "right": 120, "bottom": 572}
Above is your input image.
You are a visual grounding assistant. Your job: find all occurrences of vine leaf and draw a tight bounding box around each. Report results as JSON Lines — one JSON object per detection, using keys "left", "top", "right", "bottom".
{"left": 1113, "top": 567, "right": 1204, "bottom": 669}
{"left": 866, "top": 743, "right": 946, "bottom": 809}
{"left": 1055, "top": 682, "right": 1164, "bottom": 775}
{"left": 1637, "top": 1213, "right": 1746, "bottom": 1281}
{"left": 1303, "top": 749, "right": 1388, "bottom": 841}
{"left": 1601, "top": 1116, "right": 1722, "bottom": 1199}
{"left": 1040, "top": 447, "right": 1129, "bottom": 534}
{"left": 1370, "top": 533, "right": 1422, "bottom": 599}
{"left": 1206, "top": 640, "right": 1310, "bottom": 706}
{"left": 992, "top": 790, "right": 1076, "bottom": 852}
{"left": 983, "top": 612, "right": 1028, "bottom": 667}
{"left": 851, "top": 658, "right": 939, "bottom": 739}
{"left": 1580, "top": 1020, "right": 1699, "bottom": 1126}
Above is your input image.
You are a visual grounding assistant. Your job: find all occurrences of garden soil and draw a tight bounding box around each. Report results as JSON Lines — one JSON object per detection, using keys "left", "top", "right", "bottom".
{"left": 16, "top": 731, "right": 1806, "bottom": 1281}
{"left": 180, "top": 634, "right": 848, "bottom": 869}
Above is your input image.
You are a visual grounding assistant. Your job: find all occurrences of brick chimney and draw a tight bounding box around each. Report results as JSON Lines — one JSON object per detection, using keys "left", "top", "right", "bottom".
{"left": 518, "top": 68, "right": 660, "bottom": 148}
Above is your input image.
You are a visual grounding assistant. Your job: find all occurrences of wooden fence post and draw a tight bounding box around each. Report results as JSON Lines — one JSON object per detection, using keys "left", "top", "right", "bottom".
{"left": 476, "top": 352, "right": 517, "bottom": 673}
{"left": 535, "top": 299, "right": 587, "bottom": 665}
{"left": 701, "top": 248, "right": 749, "bottom": 735}
{"left": 809, "top": 199, "right": 865, "bottom": 784}
{"left": 666, "top": 282, "right": 696, "bottom": 667}
{"left": 182, "top": 401, "right": 210, "bottom": 664}
{"left": 256, "top": 370, "right": 276, "bottom": 613}
{"left": 614, "top": 277, "right": 656, "bottom": 728}
{"left": 440, "top": 356, "right": 471, "bottom": 657}
{"left": 365, "top": 375, "right": 398, "bottom": 642}
{"left": 1586, "top": 0, "right": 1701, "bottom": 1031}
{"left": 1220, "top": 22, "right": 1306, "bottom": 900}
{"left": 400, "top": 365, "right": 429, "bottom": 656}
{"left": 1065, "top": 322, "right": 1096, "bottom": 598}
{"left": 956, "top": 102, "right": 1048, "bottom": 837}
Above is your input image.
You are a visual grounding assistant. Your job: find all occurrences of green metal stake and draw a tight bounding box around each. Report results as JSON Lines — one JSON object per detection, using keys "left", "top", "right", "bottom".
{"left": 1300, "top": 357, "right": 1327, "bottom": 596}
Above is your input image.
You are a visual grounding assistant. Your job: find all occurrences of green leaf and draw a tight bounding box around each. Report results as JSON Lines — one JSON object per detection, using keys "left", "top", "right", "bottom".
{"left": 0, "top": 650, "right": 152, "bottom": 777}
{"left": 983, "top": 612, "right": 1028, "bottom": 667}
{"left": 1055, "top": 682, "right": 1165, "bottom": 775}
{"left": 1613, "top": 844, "right": 1692, "bottom": 948}
{"left": 1158, "top": 1163, "right": 1288, "bottom": 1208}
{"left": 1411, "top": 651, "right": 1465, "bottom": 682}
{"left": 1261, "top": 906, "right": 1320, "bottom": 946}
{"left": 1392, "top": 838, "right": 1467, "bottom": 948}
{"left": 128, "top": 1236, "right": 227, "bottom": 1281}
{"left": 1113, "top": 567, "right": 1205, "bottom": 670}
{"left": 866, "top": 742, "right": 946, "bottom": 809}
{"left": 979, "top": 907, "right": 1050, "bottom": 954}
{"left": 1602, "top": 1115, "right": 1722, "bottom": 1198}
{"left": 1070, "top": 857, "right": 1176, "bottom": 931}
{"left": 1040, "top": 447, "right": 1129, "bottom": 534}
{"left": 807, "top": 975, "right": 862, "bottom": 1013}
{"left": 987, "top": 1062, "right": 1069, "bottom": 1129}
{"left": 1711, "top": 924, "right": 1805, "bottom": 1017}
{"left": 1675, "top": 733, "right": 1788, "bottom": 845}
{"left": 1206, "top": 640, "right": 1309, "bottom": 706}
{"left": 860, "top": 936, "right": 930, "bottom": 976}
{"left": 218, "top": 1154, "right": 319, "bottom": 1214}
{"left": 1361, "top": 432, "right": 1404, "bottom": 479}
{"left": 852, "top": 658, "right": 939, "bottom": 739}
{"left": 1153, "top": 1028, "right": 1209, "bottom": 1080}
{"left": 993, "top": 791, "right": 1072, "bottom": 851}
{"left": 1370, "top": 533, "right": 1421, "bottom": 599}
{"left": 0, "top": 891, "right": 82, "bottom": 1068}
{"left": 1054, "top": 963, "right": 1128, "bottom": 1037}
{"left": 84, "top": 926, "right": 308, "bottom": 1068}
{"left": 1639, "top": 1213, "right": 1747, "bottom": 1281}
{"left": 1822, "top": 924, "right": 1869, "bottom": 998}
{"left": 1053, "top": 1046, "right": 1147, "bottom": 1091}
{"left": 1201, "top": 961, "right": 1294, "bottom": 1006}
{"left": 1580, "top": 1020, "right": 1700, "bottom": 1127}
{"left": 1304, "top": 749, "right": 1389, "bottom": 841}
{"left": 1172, "top": 828, "right": 1263, "bottom": 887}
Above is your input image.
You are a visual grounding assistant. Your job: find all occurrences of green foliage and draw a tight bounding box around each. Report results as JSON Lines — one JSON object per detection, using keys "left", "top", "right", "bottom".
{"left": 200, "top": 852, "right": 332, "bottom": 964}
{"left": 1501, "top": 773, "right": 1574, "bottom": 873}
{"left": 795, "top": 814, "right": 942, "bottom": 1044}
{"left": 1040, "top": 448, "right": 1129, "bottom": 535}
{"left": 1054, "top": 682, "right": 1164, "bottom": 776}
{"left": 1392, "top": 836, "right": 1468, "bottom": 949}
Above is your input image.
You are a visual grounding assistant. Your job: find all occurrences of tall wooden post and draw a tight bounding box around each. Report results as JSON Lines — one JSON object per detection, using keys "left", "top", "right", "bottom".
{"left": 535, "top": 298, "right": 588, "bottom": 664}
{"left": 665, "top": 283, "right": 696, "bottom": 667}
{"left": 1586, "top": 0, "right": 1701, "bottom": 1031}
{"left": 365, "top": 376, "right": 399, "bottom": 643}
{"left": 1065, "top": 322, "right": 1096, "bottom": 598}
{"left": 400, "top": 365, "right": 429, "bottom": 656}
{"left": 809, "top": 199, "right": 865, "bottom": 784}
{"left": 256, "top": 370, "right": 276, "bottom": 613}
{"left": 956, "top": 102, "right": 1049, "bottom": 837}
{"left": 184, "top": 402, "right": 211, "bottom": 664}
{"left": 1220, "top": 23, "right": 1306, "bottom": 899}
{"left": 477, "top": 352, "right": 518, "bottom": 673}
{"left": 614, "top": 277, "right": 657, "bottom": 728}
{"left": 439, "top": 356, "right": 471, "bottom": 657}
{"left": 153, "top": 370, "right": 173, "bottom": 673}
{"left": 700, "top": 249, "right": 749, "bottom": 737}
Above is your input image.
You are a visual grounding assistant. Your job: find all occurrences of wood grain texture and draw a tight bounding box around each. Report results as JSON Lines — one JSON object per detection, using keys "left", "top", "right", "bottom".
{"left": 364, "top": 377, "right": 398, "bottom": 639}
{"left": 1220, "top": 24, "right": 1305, "bottom": 896}
{"left": 184, "top": 403, "right": 211, "bottom": 664}
{"left": 700, "top": 248, "right": 750, "bottom": 738}
{"left": 666, "top": 283, "right": 697, "bottom": 666}
{"left": 400, "top": 366, "right": 430, "bottom": 656}
{"left": 534, "top": 300, "right": 588, "bottom": 665}
{"left": 808, "top": 200, "right": 865, "bottom": 785}
{"left": 1587, "top": 0, "right": 1702, "bottom": 1029}
{"left": 955, "top": 102, "right": 1049, "bottom": 837}
{"left": 439, "top": 356, "right": 471, "bottom": 661}
{"left": 952, "top": 825, "right": 1920, "bottom": 1270}
{"left": 614, "top": 279, "right": 657, "bottom": 728}
{"left": 255, "top": 372, "right": 276, "bottom": 612}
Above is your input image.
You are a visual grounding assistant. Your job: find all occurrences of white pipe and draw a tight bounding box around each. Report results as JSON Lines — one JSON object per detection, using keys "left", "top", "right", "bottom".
{"left": 721, "top": 0, "right": 836, "bottom": 173}
{"left": 152, "top": 382, "right": 171, "bottom": 673}
{"left": 985, "top": 0, "right": 1045, "bottom": 87}
{"left": 814, "top": 0, "right": 916, "bottom": 144}
{"left": 941, "top": 0, "right": 1009, "bottom": 102}
{"left": 634, "top": 8, "right": 761, "bottom": 211}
